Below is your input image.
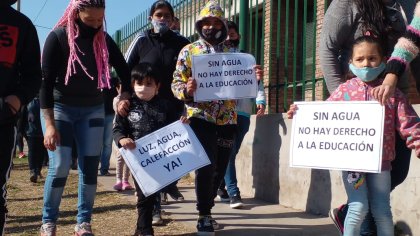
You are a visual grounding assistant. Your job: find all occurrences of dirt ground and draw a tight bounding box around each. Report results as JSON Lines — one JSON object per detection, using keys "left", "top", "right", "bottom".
{"left": 5, "top": 157, "right": 195, "bottom": 236}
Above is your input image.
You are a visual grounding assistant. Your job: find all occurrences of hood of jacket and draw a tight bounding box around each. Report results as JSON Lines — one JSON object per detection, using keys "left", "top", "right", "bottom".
{"left": 195, "top": 0, "right": 228, "bottom": 44}
{"left": 0, "top": 0, "right": 17, "bottom": 7}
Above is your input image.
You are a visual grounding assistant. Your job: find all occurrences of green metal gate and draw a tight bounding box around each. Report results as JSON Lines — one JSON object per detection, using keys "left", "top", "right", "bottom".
{"left": 112, "top": 0, "right": 326, "bottom": 113}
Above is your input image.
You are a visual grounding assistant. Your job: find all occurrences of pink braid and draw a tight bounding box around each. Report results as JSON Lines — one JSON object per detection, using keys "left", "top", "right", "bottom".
{"left": 54, "top": 0, "right": 110, "bottom": 89}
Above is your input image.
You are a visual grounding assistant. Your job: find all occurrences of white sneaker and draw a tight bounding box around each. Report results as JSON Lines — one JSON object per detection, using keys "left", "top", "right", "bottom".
{"left": 152, "top": 210, "right": 163, "bottom": 225}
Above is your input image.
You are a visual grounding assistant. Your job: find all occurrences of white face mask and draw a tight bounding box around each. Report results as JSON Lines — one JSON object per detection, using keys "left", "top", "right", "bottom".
{"left": 134, "top": 85, "right": 157, "bottom": 101}
{"left": 151, "top": 19, "right": 170, "bottom": 34}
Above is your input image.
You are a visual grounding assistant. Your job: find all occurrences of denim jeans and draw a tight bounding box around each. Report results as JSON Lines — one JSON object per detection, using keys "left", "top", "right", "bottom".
{"left": 100, "top": 114, "right": 114, "bottom": 174}
{"left": 359, "top": 133, "right": 412, "bottom": 235}
{"left": 223, "top": 115, "right": 250, "bottom": 197}
{"left": 27, "top": 136, "right": 46, "bottom": 174}
{"left": 41, "top": 103, "right": 104, "bottom": 224}
{"left": 342, "top": 171, "right": 393, "bottom": 236}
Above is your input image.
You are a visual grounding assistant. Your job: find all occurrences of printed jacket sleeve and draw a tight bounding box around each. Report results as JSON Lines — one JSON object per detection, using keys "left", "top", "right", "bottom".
{"left": 319, "top": 0, "right": 353, "bottom": 93}
{"left": 40, "top": 31, "right": 62, "bottom": 109}
{"left": 16, "top": 20, "right": 42, "bottom": 106}
{"left": 385, "top": 2, "right": 420, "bottom": 77}
{"left": 106, "top": 34, "right": 131, "bottom": 94}
{"left": 394, "top": 91, "right": 420, "bottom": 157}
{"left": 113, "top": 113, "right": 130, "bottom": 148}
{"left": 171, "top": 45, "right": 193, "bottom": 101}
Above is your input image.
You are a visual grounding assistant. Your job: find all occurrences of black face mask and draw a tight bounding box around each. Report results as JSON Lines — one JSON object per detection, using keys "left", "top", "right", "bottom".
{"left": 229, "top": 39, "right": 240, "bottom": 47}
{"left": 202, "top": 28, "right": 226, "bottom": 45}
{"left": 76, "top": 19, "right": 102, "bottom": 37}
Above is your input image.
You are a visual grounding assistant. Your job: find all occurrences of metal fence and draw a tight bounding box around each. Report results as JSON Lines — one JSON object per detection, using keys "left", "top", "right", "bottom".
{"left": 112, "top": 0, "right": 326, "bottom": 113}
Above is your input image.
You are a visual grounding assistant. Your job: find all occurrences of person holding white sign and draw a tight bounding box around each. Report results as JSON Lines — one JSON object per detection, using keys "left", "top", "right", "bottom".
{"left": 320, "top": 1, "right": 417, "bottom": 234}
{"left": 289, "top": 36, "right": 420, "bottom": 236}
{"left": 113, "top": 63, "right": 189, "bottom": 236}
{"left": 216, "top": 21, "right": 266, "bottom": 209}
{"left": 171, "top": 1, "right": 251, "bottom": 235}
{"left": 124, "top": 0, "right": 189, "bottom": 210}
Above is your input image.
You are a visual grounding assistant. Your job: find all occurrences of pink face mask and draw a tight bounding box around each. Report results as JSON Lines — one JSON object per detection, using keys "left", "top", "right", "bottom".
{"left": 134, "top": 85, "right": 157, "bottom": 101}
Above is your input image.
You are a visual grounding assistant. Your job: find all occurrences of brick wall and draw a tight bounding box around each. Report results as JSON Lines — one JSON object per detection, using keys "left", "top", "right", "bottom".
{"left": 264, "top": 0, "right": 305, "bottom": 113}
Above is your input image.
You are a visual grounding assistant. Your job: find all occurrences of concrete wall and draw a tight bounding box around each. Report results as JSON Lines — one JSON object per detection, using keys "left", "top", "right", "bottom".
{"left": 236, "top": 105, "right": 420, "bottom": 235}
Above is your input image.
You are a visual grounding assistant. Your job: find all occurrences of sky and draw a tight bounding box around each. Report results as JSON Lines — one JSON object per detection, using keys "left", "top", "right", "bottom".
{"left": 14, "top": 0, "right": 156, "bottom": 49}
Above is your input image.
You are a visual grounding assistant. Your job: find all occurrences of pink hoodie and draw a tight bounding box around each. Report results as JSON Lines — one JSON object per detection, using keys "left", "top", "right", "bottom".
{"left": 327, "top": 77, "right": 420, "bottom": 170}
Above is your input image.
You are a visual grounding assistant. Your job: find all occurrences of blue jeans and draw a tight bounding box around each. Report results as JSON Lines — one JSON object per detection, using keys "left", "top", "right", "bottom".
{"left": 42, "top": 103, "right": 104, "bottom": 224}
{"left": 100, "top": 114, "right": 114, "bottom": 174}
{"left": 224, "top": 115, "right": 250, "bottom": 197}
{"left": 342, "top": 171, "right": 393, "bottom": 236}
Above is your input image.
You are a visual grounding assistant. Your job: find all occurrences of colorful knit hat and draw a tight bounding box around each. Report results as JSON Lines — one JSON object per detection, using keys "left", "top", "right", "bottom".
{"left": 55, "top": 0, "right": 110, "bottom": 89}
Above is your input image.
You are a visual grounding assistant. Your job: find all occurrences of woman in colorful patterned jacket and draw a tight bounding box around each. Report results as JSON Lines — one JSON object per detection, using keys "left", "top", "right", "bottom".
{"left": 171, "top": 1, "right": 262, "bottom": 235}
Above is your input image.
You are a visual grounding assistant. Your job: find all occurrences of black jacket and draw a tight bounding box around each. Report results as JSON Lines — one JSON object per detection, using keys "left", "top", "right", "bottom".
{"left": 0, "top": 4, "right": 41, "bottom": 124}
{"left": 125, "top": 29, "right": 190, "bottom": 114}
{"left": 40, "top": 25, "right": 130, "bottom": 109}
{"left": 113, "top": 95, "right": 178, "bottom": 146}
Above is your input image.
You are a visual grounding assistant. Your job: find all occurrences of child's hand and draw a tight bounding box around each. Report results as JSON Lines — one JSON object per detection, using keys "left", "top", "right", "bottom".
{"left": 286, "top": 104, "right": 298, "bottom": 119}
{"left": 254, "top": 65, "right": 263, "bottom": 82}
{"left": 179, "top": 116, "right": 190, "bottom": 124}
{"left": 119, "top": 138, "right": 136, "bottom": 150}
{"left": 187, "top": 78, "right": 197, "bottom": 97}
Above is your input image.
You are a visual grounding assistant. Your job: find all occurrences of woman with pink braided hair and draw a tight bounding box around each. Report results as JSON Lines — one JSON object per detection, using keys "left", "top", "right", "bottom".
{"left": 39, "top": 0, "right": 130, "bottom": 235}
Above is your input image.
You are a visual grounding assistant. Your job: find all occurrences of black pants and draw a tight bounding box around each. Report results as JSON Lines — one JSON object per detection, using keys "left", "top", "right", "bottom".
{"left": 133, "top": 179, "right": 157, "bottom": 235}
{"left": 189, "top": 118, "right": 236, "bottom": 216}
{"left": 390, "top": 133, "right": 412, "bottom": 190}
{"left": 0, "top": 124, "right": 16, "bottom": 235}
{"left": 27, "top": 137, "right": 47, "bottom": 175}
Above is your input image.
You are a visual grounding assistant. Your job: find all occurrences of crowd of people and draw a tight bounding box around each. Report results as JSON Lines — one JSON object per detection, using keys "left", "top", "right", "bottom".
{"left": 1, "top": 0, "right": 420, "bottom": 236}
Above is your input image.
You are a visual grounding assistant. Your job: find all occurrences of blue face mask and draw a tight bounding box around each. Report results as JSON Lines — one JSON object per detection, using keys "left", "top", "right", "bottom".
{"left": 349, "top": 63, "right": 385, "bottom": 82}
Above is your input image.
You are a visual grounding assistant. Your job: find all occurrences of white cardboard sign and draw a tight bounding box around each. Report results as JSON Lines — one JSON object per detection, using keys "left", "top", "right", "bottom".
{"left": 192, "top": 52, "right": 257, "bottom": 101}
{"left": 290, "top": 101, "right": 385, "bottom": 173}
{"left": 119, "top": 121, "right": 210, "bottom": 196}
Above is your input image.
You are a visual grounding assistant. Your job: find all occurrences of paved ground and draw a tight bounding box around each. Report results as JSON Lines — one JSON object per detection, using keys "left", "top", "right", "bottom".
{"left": 98, "top": 155, "right": 339, "bottom": 236}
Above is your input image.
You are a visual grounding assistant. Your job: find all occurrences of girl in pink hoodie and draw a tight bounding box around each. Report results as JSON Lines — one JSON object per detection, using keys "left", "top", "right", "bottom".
{"left": 288, "top": 35, "right": 420, "bottom": 236}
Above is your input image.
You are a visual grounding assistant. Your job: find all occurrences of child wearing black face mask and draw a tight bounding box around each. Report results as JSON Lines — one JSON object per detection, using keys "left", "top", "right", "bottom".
{"left": 171, "top": 1, "right": 265, "bottom": 235}
{"left": 113, "top": 62, "right": 188, "bottom": 236}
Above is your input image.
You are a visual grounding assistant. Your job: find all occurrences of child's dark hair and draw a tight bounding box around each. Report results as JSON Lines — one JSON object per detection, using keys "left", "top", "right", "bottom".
{"left": 351, "top": 35, "right": 385, "bottom": 58}
{"left": 150, "top": 0, "right": 174, "bottom": 18}
{"left": 227, "top": 21, "right": 239, "bottom": 33}
{"left": 131, "top": 63, "right": 160, "bottom": 85}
